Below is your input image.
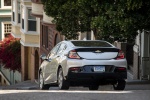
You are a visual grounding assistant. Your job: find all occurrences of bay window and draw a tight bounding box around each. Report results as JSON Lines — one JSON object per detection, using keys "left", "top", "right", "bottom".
{"left": 28, "top": 9, "right": 36, "bottom": 31}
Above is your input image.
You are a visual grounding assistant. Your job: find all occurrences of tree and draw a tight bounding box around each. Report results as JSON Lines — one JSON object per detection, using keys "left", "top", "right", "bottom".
{"left": 0, "top": 35, "right": 21, "bottom": 72}
{"left": 41, "top": 0, "right": 150, "bottom": 42}
{"left": 41, "top": 0, "right": 80, "bottom": 39}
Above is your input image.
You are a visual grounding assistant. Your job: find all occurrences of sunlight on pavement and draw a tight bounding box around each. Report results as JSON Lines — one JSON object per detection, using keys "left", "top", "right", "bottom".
{"left": 0, "top": 90, "right": 133, "bottom": 94}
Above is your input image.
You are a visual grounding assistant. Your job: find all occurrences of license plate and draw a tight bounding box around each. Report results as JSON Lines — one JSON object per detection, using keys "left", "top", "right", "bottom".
{"left": 94, "top": 66, "right": 105, "bottom": 72}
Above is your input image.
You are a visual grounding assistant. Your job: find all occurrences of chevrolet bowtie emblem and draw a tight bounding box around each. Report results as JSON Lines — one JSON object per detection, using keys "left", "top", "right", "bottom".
{"left": 95, "top": 50, "right": 102, "bottom": 53}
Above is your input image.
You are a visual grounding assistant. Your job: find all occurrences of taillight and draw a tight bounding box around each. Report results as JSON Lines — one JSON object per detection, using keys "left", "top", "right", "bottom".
{"left": 69, "top": 67, "right": 81, "bottom": 73}
{"left": 116, "top": 50, "right": 125, "bottom": 59}
{"left": 68, "top": 50, "right": 81, "bottom": 59}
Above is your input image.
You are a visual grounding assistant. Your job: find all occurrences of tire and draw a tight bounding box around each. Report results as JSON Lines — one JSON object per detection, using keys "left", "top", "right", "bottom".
{"left": 89, "top": 85, "right": 99, "bottom": 90}
{"left": 58, "top": 68, "right": 69, "bottom": 90}
{"left": 113, "top": 80, "right": 126, "bottom": 90}
{"left": 39, "top": 72, "right": 50, "bottom": 90}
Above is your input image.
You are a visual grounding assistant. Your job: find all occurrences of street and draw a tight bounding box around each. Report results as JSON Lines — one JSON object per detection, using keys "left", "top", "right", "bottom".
{"left": 0, "top": 84, "right": 150, "bottom": 100}
{"left": 0, "top": 89, "right": 150, "bottom": 100}
{"left": 0, "top": 72, "right": 150, "bottom": 100}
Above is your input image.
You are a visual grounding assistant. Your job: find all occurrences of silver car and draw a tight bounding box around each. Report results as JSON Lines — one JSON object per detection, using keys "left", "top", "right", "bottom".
{"left": 39, "top": 40, "right": 127, "bottom": 90}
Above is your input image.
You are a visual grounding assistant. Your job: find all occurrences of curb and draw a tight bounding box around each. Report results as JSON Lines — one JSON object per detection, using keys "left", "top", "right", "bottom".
{"left": 126, "top": 80, "right": 150, "bottom": 85}
{"left": 0, "top": 80, "right": 39, "bottom": 90}
{"left": 127, "top": 71, "right": 150, "bottom": 85}
{"left": 0, "top": 86, "right": 39, "bottom": 90}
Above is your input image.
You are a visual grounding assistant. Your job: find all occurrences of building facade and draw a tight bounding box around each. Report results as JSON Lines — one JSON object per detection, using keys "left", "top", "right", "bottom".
{"left": 11, "top": 0, "right": 40, "bottom": 82}
{"left": 0, "top": 0, "right": 21, "bottom": 86}
{"left": 0, "top": 0, "right": 12, "bottom": 40}
{"left": 31, "top": 0, "right": 62, "bottom": 56}
{"left": 133, "top": 30, "right": 150, "bottom": 80}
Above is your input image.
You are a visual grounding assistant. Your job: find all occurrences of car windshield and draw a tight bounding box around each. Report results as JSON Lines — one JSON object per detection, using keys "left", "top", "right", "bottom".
{"left": 71, "top": 41, "right": 112, "bottom": 47}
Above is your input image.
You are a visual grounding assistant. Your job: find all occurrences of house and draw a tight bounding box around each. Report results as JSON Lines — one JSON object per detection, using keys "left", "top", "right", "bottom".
{"left": 31, "top": 0, "right": 63, "bottom": 57}
{"left": 11, "top": 0, "right": 40, "bottom": 82}
{"left": 0, "top": 0, "right": 11, "bottom": 86}
{"left": 0, "top": 0, "right": 21, "bottom": 86}
{"left": 0, "top": 0, "right": 12, "bottom": 40}
{"left": 132, "top": 30, "right": 150, "bottom": 80}
{"left": 114, "top": 30, "right": 150, "bottom": 82}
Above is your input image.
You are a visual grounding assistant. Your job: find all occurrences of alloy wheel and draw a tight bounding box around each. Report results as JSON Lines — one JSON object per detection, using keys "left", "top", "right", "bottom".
{"left": 58, "top": 69, "right": 63, "bottom": 88}
{"left": 58, "top": 68, "right": 69, "bottom": 90}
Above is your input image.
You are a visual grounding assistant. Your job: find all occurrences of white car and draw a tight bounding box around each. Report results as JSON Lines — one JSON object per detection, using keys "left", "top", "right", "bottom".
{"left": 39, "top": 40, "right": 127, "bottom": 90}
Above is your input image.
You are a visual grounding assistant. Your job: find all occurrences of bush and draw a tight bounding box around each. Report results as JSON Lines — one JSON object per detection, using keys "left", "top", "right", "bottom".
{"left": 0, "top": 35, "right": 21, "bottom": 72}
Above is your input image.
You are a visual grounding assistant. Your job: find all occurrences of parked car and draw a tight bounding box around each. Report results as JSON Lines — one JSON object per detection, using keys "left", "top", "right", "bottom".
{"left": 39, "top": 40, "right": 127, "bottom": 90}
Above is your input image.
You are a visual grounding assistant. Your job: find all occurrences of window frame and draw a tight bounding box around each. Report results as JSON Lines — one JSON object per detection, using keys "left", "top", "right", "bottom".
{"left": 27, "top": 8, "right": 37, "bottom": 32}
{"left": 1, "top": 22, "right": 12, "bottom": 39}
{"left": 12, "top": 0, "right": 15, "bottom": 22}
{"left": 21, "top": 5, "right": 24, "bottom": 30}
{"left": 17, "top": 1, "right": 21, "bottom": 23}
{"left": 41, "top": 25, "right": 48, "bottom": 49}
{"left": 1, "top": 0, "right": 11, "bottom": 9}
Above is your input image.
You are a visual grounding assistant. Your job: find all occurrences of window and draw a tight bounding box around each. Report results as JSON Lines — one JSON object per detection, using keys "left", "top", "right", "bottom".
{"left": 21, "top": 5, "right": 24, "bottom": 29}
{"left": 57, "top": 43, "right": 67, "bottom": 54}
{"left": 48, "top": 44, "right": 60, "bottom": 59}
{"left": 1, "top": 22, "right": 12, "bottom": 39}
{"left": 1, "top": 0, "right": 11, "bottom": 8}
{"left": 22, "top": 19, "right": 24, "bottom": 29}
{"left": 18, "top": 1, "right": 20, "bottom": 23}
{"left": 4, "top": 23, "right": 11, "bottom": 36}
{"left": 42, "top": 25, "right": 48, "bottom": 49}
{"left": 4, "top": 0, "right": 11, "bottom": 6}
{"left": 71, "top": 41, "right": 112, "bottom": 47}
{"left": 12, "top": 0, "right": 20, "bottom": 23}
{"left": 28, "top": 9, "right": 36, "bottom": 31}
{"left": 12, "top": 12, "right": 15, "bottom": 22}
{"left": 12, "top": 0, "right": 15, "bottom": 22}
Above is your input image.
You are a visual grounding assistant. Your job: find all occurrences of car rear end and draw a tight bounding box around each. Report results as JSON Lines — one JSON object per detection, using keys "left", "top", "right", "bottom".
{"left": 64, "top": 40, "right": 127, "bottom": 89}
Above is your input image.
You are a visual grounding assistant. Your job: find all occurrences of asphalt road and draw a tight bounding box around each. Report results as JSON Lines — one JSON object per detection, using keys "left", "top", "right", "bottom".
{"left": 0, "top": 76, "right": 150, "bottom": 100}
{"left": 0, "top": 89, "right": 150, "bottom": 100}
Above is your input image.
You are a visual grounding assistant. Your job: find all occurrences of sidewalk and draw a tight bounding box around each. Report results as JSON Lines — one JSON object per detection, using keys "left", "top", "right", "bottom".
{"left": 0, "top": 80, "right": 39, "bottom": 90}
{"left": 126, "top": 71, "right": 150, "bottom": 85}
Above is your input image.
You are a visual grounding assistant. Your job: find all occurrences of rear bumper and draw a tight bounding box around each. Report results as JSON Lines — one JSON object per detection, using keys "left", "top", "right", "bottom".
{"left": 64, "top": 58, "right": 127, "bottom": 76}
{"left": 66, "top": 71, "right": 127, "bottom": 86}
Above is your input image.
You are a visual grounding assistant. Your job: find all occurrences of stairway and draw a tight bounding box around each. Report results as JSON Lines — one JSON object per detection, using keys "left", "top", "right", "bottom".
{"left": 0, "top": 71, "right": 11, "bottom": 86}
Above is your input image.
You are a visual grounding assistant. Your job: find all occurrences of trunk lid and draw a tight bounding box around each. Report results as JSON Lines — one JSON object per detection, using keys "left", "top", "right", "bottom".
{"left": 75, "top": 48, "right": 119, "bottom": 60}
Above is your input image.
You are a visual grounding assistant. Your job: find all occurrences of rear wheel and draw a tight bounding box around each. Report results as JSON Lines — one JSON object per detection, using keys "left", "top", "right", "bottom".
{"left": 89, "top": 85, "right": 99, "bottom": 90}
{"left": 113, "top": 80, "right": 126, "bottom": 90}
{"left": 58, "top": 68, "right": 69, "bottom": 90}
{"left": 39, "top": 72, "right": 50, "bottom": 90}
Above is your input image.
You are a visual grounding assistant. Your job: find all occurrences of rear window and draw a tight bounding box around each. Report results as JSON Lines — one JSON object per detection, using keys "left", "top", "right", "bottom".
{"left": 71, "top": 41, "right": 112, "bottom": 47}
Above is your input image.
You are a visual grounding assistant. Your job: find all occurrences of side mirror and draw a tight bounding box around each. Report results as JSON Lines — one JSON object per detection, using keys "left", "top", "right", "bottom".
{"left": 40, "top": 54, "right": 47, "bottom": 60}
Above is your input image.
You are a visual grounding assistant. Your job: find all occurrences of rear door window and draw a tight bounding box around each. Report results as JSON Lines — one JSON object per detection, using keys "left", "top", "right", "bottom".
{"left": 71, "top": 41, "right": 112, "bottom": 47}
{"left": 48, "top": 44, "right": 61, "bottom": 58}
{"left": 57, "top": 43, "right": 67, "bottom": 55}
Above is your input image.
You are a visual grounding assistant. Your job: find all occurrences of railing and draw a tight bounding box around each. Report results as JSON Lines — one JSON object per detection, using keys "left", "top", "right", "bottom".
{"left": 0, "top": 69, "right": 11, "bottom": 86}
{"left": 0, "top": 62, "right": 21, "bottom": 85}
